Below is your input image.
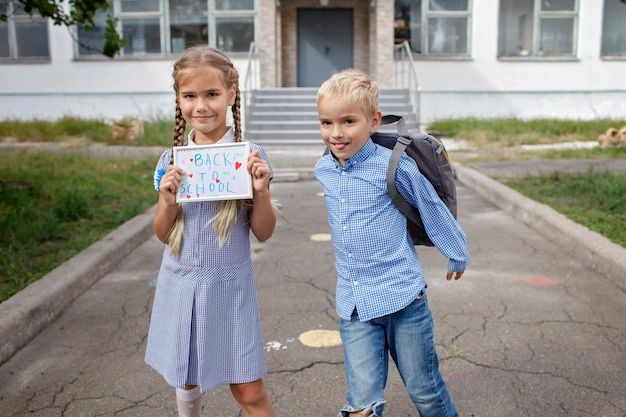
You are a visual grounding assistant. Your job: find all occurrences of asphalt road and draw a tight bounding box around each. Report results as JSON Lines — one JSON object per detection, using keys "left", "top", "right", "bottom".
{"left": 1, "top": 170, "right": 625, "bottom": 416}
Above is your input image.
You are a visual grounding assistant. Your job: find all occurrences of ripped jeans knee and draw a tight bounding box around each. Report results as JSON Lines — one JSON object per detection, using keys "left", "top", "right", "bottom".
{"left": 338, "top": 400, "right": 385, "bottom": 417}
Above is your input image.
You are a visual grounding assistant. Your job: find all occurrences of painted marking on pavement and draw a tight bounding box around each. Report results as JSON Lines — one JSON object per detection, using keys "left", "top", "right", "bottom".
{"left": 525, "top": 276, "right": 560, "bottom": 287}
{"left": 310, "top": 233, "right": 332, "bottom": 241}
{"left": 265, "top": 338, "right": 296, "bottom": 352}
{"left": 298, "top": 330, "right": 342, "bottom": 348}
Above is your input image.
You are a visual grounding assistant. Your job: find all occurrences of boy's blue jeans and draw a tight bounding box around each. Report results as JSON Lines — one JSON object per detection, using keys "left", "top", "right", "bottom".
{"left": 338, "top": 293, "right": 458, "bottom": 417}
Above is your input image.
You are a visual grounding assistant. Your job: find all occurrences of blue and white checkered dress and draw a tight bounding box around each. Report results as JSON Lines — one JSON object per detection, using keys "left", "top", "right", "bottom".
{"left": 145, "top": 129, "right": 272, "bottom": 393}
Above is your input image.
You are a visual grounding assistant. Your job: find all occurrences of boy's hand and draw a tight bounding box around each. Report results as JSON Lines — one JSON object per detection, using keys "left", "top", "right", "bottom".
{"left": 446, "top": 270, "right": 464, "bottom": 281}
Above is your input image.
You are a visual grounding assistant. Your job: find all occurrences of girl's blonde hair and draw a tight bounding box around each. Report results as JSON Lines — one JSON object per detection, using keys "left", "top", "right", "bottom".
{"left": 168, "top": 45, "right": 250, "bottom": 256}
{"left": 317, "top": 69, "right": 380, "bottom": 118}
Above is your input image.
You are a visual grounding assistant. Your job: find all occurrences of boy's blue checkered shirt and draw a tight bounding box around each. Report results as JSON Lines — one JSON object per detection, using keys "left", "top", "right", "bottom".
{"left": 314, "top": 139, "right": 469, "bottom": 322}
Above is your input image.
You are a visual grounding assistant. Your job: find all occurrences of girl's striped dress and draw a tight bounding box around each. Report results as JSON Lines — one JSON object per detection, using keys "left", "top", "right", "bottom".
{"left": 145, "top": 131, "right": 272, "bottom": 393}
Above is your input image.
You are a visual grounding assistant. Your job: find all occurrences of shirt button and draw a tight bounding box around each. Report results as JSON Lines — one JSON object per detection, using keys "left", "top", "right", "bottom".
{"left": 341, "top": 171, "right": 346, "bottom": 176}
{"left": 341, "top": 198, "right": 346, "bottom": 203}
{"left": 353, "top": 281, "right": 359, "bottom": 286}
{"left": 343, "top": 225, "right": 347, "bottom": 231}
{"left": 347, "top": 253, "right": 352, "bottom": 258}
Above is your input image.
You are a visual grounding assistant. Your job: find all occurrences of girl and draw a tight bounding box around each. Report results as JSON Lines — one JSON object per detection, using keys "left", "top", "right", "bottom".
{"left": 145, "top": 45, "right": 276, "bottom": 417}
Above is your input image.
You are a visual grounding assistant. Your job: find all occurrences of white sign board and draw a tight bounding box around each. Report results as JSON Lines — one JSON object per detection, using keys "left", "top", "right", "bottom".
{"left": 173, "top": 142, "right": 252, "bottom": 202}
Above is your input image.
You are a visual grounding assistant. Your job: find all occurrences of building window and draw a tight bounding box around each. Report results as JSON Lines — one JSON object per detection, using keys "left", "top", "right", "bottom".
{"left": 498, "top": 0, "right": 578, "bottom": 58}
{"left": 77, "top": 0, "right": 163, "bottom": 56}
{"left": 77, "top": 0, "right": 256, "bottom": 58}
{"left": 0, "top": 0, "right": 50, "bottom": 61}
{"left": 210, "top": 0, "right": 255, "bottom": 53}
{"left": 601, "top": 0, "right": 626, "bottom": 57}
{"left": 394, "top": 0, "right": 471, "bottom": 56}
{"left": 169, "top": 0, "right": 208, "bottom": 54}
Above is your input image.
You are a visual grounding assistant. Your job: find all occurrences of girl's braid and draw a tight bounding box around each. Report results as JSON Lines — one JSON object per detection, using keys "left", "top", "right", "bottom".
{"left": 232, "top": 87, "right": 242, "bottom": 143}
{"left": 171, "top": 101, "right": 186, "bottom": 164}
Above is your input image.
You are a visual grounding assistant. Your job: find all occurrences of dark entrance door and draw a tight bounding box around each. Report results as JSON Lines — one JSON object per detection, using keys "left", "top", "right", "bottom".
{"left": 297, "top": 8, "right": 354, "bottom": 87}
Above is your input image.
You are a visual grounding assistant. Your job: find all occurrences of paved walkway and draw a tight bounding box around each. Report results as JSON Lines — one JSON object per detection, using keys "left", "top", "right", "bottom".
{"left": 1, "top": 143, "right": 625, "bottom": 417}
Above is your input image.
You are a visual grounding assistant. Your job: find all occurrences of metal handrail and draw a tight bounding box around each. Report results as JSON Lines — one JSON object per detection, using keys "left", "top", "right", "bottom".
{"left": 393, "top": 41, "right": 422, "bottom": 131}
{"left": 241, "top": 42, "right": 259, "bottom": 134}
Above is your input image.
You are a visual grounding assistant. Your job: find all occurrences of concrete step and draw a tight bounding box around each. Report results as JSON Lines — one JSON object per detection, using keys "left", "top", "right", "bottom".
{"left": 247, "top": 112, "right": 320, "bottom": 121}
{"left": 251, "top": 94, "right": 411, "bottom": 104}
{"left": 246, "top": 119, "right": 416, "bottom": 131}
{"left": 247, "top": 111, "right": 416, "bottom": 121}
{"left": 244, "top": 87, "right": 416, "bottom": 143}
{"left": 247, "top": 123, "right": 403, "bottom": 140}
{"left": 250, "top": 87, "right": 410, "bottom": 95}
{"left": 247, "top": 103, "right": 414, "bottom": 114}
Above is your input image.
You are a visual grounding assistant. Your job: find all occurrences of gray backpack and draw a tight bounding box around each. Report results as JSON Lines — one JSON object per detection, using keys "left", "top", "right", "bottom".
{"left": 373, "top": 115, "right": 457, "bottom": 246}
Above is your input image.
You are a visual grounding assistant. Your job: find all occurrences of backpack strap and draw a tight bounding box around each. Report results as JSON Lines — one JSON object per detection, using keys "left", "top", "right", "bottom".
{"left": 384, "top": 116, "right": 427, "bottom": 233}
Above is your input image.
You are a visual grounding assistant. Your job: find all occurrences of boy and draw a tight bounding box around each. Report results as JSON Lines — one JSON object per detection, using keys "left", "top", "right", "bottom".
{"left": 314, "top": 69, "right": 469, "bottom": 417}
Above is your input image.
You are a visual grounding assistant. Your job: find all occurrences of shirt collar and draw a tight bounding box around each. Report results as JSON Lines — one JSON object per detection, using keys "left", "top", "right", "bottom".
{"left": 187, "top": 127, "right": 235, "bottom": 145}
{"left": 332, "top": 138, "right": 377, "bottom": 169}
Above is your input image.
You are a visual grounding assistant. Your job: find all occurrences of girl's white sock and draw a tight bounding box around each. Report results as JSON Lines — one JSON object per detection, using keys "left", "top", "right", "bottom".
{"left": 176, "top": 386, "right": 203, "bottom": 417}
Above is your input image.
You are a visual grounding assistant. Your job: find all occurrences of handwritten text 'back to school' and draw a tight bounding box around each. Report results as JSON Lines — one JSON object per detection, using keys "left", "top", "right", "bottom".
{"left": 175, "top": 147, "right": 250, "bottom": 201}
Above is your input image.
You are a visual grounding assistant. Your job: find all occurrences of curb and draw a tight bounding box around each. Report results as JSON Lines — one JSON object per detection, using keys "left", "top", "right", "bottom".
{"left": 0, "top": 206, "right": 157, "bottom": 365}
{"left": 0, "top": 172, "right": 313, "bottom": 366}
{"left": 454, "top": 163, "right": 626, "bottom": 290}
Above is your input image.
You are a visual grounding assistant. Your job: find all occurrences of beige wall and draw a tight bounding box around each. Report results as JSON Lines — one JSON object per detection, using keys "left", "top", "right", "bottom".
{"left": 372, "top": 0, "right": 394, "bottom": 86}
{"left": 259, "top": 0, "right": 394, "bottom": 87}
{"left": 259, "top": 0, "right": 280, "bottom": 87}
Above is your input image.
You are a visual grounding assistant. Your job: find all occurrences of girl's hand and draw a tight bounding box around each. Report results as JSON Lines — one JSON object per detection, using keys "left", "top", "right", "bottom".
{"left": 159, "top": 165, "right": 185, "bottom": 205}
{"left": 247, "top": 150, "right": 271, "bottom": 193}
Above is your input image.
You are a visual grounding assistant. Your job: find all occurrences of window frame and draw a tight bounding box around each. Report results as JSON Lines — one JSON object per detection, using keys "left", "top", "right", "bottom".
{"left": 74, "top": 0, "right": 257, "bottom": 60}
{"left": 497, "top": 0, "right": 579, "bottom": 60}
{"left": 395, "top": 0, "right": 473, "bottom": 59}
{"left": 0, "top": 0, "right": 51, "bottom": 63}
{"left": 600, "top": 0, "right": 626, "bottom": 59}
{"left": 116, "top": 0, "right": 166, "bottom": 57}
{"left": 210, "top": 0, "right": 257, "bottom": 54}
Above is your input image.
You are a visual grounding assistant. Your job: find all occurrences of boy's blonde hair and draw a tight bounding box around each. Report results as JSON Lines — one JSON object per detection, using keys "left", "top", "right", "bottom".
{"left": 168, "top": 45, "right": 250, "bottom": 256}
{"left": 317, "top": 69, "right": 380, "bottom": 118}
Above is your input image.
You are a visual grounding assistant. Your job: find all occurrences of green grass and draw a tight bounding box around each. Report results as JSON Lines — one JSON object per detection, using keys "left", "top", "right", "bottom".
{"left": 428, "top": 117, "right": 626, "bottom": 161}
{"left": 142, "top": 118, "right": 177, "bottom": 146}
{"left": 429, "top": 117, "right": 626, "bottom": 147}
{"left": 531, "top": 147, "right": 626, "bottom": 160}
{"left": 3, "top": 116, "right": 626, "bottom": 151}
{"left": 428, "top": 118, "right": 626, "bottom": 248}
{"left": 0, "top": 151, "right": 157, "bottom": 303}
{"left": 505, "top": 170, "right": 626, "bottom": 248}
{"left": 0, "top": 116, "right": 174, "bottom": 146}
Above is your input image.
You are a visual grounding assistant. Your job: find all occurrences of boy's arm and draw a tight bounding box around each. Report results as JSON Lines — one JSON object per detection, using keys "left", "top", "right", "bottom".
{"left": 395, "top": 158, "right": 470, "bottom": 275}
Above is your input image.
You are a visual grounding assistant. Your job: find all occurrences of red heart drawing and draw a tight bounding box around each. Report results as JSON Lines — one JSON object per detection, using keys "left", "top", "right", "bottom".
{"left": 188, "top": 173, "right": 193, "bottom": 178}
{"left": 235, "top": 161, "right": 242, "bottom": 170}
{"left": 189, "top": 158, "right": 193, "bottom": 162}
{"left": 186, "top": 194, "right": 191, "bottom": 199}
{"left": 216, "top": 179, "right": 221, "bottom": 183}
